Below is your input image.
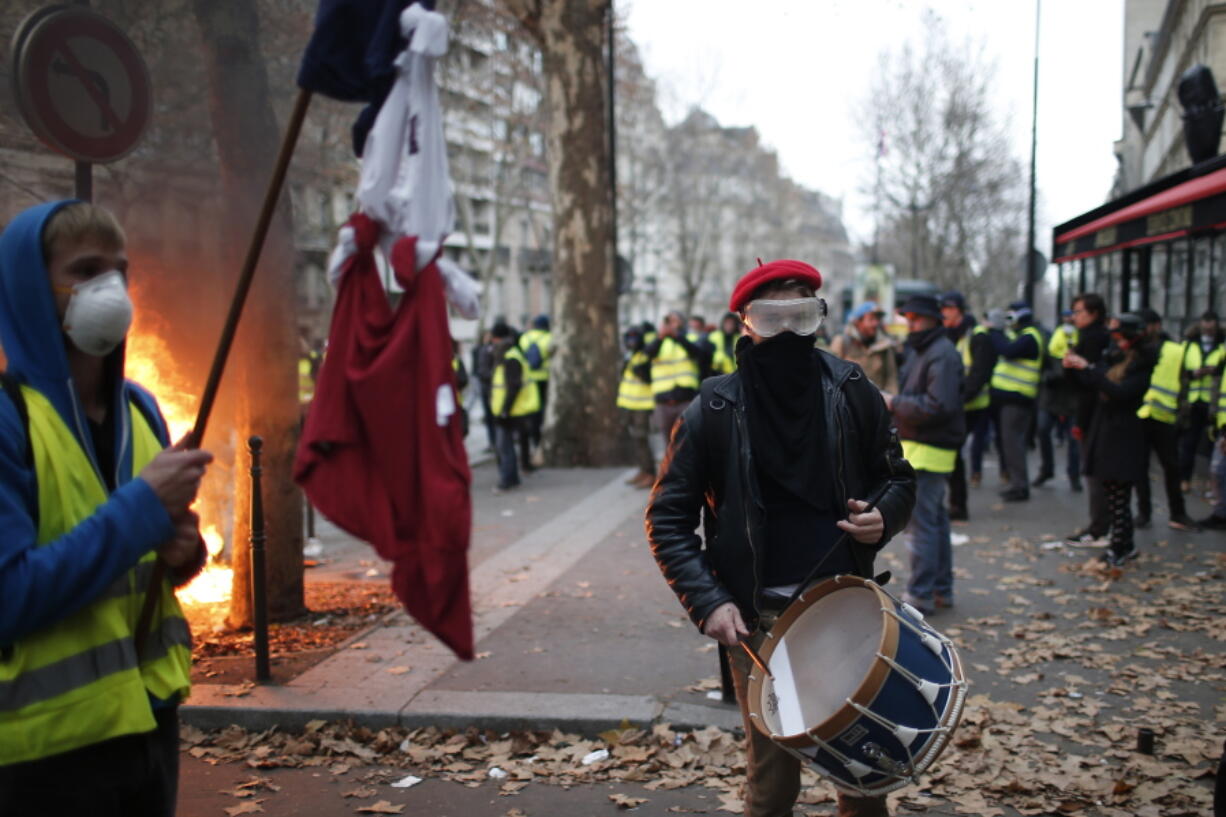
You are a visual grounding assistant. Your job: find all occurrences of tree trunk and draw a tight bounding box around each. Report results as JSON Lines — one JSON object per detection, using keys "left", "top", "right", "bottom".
{"left": 192, "top": 0, "right": 305, "bottom": 627}
{"left": 504, "top": 0, "right": 619, "bottom": 466}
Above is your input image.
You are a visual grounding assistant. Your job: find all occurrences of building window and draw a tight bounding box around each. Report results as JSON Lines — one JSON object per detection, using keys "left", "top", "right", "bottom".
{"left": 1150, "top": 244, "right": 1168, "bottom": 318}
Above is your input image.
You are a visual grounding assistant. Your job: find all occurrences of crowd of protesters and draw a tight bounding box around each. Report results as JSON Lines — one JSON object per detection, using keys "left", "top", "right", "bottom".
{"left": 456, "top": 290, "right": 1226, "bottom": 576}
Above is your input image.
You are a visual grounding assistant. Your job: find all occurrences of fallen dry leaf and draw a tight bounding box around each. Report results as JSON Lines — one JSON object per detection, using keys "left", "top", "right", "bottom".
{"left": 355, "top": 801, "right": 405, "bottom": 814}
{"left": 224, "top": 801, "right": 265, "bottom": 816}
{"left": 609, "top": 793, "right": 647, "bottom": 809}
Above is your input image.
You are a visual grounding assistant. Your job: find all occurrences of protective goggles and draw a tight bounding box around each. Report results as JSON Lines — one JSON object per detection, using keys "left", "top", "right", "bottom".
{"left": 742, "top": 297, "right": 827, "bottom": 338}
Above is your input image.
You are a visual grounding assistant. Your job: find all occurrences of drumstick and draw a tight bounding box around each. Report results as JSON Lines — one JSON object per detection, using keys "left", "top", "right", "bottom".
{"left": 739, "top": 636, "right": 773, "bottom": 680}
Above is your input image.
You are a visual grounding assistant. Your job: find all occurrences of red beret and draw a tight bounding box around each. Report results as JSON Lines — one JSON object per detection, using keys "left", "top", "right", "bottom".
{"left": 728, "top": 259, "right": 823, "bottom": 312}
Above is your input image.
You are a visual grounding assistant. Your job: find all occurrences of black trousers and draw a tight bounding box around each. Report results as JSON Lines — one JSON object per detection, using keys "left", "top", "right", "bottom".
{"left": 1178, "top": 401, "right": 1211, "bottom": 481}
{"left": 1135, "top": 418, "right": 1186, "bottom": 520}
{"left": 949, "top": 408, "right": 984, "bottom": 514}
{"left": 526, "top": 381, "right": 549, "bottom": 449}
{"left": 0, "top": 705, "right": 180, "bottom": 817}
{"left": 1104, "top": 480, "right": 1135, "bottom": 554}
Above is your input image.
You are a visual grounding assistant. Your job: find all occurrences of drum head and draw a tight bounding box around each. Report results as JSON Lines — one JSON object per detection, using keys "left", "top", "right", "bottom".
{"left": 760, "top": 582, "right": 884, "bottom": 738}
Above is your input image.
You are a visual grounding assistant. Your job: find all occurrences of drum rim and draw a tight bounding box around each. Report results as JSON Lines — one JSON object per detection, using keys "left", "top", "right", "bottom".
{"left": 746, "top": 575, "right": 899, "bottom": 747}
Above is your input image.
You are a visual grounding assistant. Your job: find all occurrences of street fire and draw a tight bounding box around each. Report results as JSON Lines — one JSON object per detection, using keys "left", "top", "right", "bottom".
{"left": 125, "top": 314, "right": 233, "bottom": 609}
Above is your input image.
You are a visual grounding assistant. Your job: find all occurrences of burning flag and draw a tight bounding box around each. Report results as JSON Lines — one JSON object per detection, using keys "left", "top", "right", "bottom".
{"left": 294, "top": 0, "right": 477, "bottom": 658}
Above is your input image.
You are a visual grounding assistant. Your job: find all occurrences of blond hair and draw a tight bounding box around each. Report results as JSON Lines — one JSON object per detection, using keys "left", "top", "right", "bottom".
{"left": 41, "top": 202, "right": 125, "bottom": 263}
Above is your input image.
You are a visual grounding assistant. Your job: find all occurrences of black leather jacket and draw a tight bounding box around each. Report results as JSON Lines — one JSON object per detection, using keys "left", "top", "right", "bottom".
{"left": 645, "top": 350, "right": 916, "bottom": 631}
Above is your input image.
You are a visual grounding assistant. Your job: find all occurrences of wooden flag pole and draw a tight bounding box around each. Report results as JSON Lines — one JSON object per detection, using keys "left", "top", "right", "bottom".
{"left": 135, "top": 87, "right": 312, "bottom": 660}
{"left": 188, "top": 86, "right": 313, "bottom": 448}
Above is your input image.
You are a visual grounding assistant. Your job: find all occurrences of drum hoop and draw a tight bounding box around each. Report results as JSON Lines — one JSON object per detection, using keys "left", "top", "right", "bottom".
{"left": 747, "top": 575, "right": 899, "bottom": 747}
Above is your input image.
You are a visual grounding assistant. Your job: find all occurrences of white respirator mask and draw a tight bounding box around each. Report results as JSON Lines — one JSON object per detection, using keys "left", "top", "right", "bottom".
{"left": 61, "top": 270, "right": 134, "bottom": 357}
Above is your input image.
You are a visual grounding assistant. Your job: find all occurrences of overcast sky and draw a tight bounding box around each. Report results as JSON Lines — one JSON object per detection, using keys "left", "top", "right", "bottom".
{"left": 624, "top": 0, "right": 1124, "bottom": 256}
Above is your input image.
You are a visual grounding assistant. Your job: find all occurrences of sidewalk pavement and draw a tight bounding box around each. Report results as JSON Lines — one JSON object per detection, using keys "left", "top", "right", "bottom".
{"left": 183, "top": 448, "right": 1225, "bottom": 752}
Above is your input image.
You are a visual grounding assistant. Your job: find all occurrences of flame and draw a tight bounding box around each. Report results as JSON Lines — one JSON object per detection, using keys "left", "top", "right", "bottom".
{"left": 125, "top": 324, "right": 233, "bottom": 609}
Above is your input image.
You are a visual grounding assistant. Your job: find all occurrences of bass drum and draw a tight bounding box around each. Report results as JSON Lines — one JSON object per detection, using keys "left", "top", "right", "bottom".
{"left": 745, "top": 575, "right": 967, "bottom": 797}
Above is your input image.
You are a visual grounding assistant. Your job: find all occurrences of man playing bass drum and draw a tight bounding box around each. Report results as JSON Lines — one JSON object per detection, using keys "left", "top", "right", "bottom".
{"left": 646, "top": 259, "right": 916, "bottom": 817}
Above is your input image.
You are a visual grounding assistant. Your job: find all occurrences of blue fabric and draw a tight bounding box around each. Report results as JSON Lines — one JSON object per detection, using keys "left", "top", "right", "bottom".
{"left": 905, "top": 470, "right": 952, "bottom": 608}
{"left": 989, "top": 328, "right": 1040, "bottom": 360}
{"left": 296, "top": 0, "right": 435, "bottom": 155}
{"left": 523, "top": 343, "right": 543, "bottom": 370}
{"left": 493, "top": 419, "right": 519, "bottom": 489}
{"left": 0, "top": 202, "right": 174, "bottom": 645}
{"left": 1212, "top": 442, "right": 1226, "bottom": 518}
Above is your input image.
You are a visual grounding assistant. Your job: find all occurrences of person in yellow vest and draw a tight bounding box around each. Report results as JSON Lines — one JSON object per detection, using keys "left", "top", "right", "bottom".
{"left": 518, "top": 315, "right": 551, "bottom": 459}
{"left": 644, "top": 311, "right": 703, "bottom": 450}
{"left": 1033, "top": 309, "right": 1082, "bottom": 493}
{"left": 0, "top": 202, "right": 214, "bottom": 814}
{"left": 708, "top": 312, "right": 742, "bottom": 375}
{"left": 989, "top": 301, "right": 1045, "bottom": 501}
{"left": 939, "top": 291, "right": 996, "bottom": 521}
{"left": 490, "top": 323, "right": 539, "bottom": 492}
{"left": 617, "top": 326, "right": 655, "bottom": 487}
{"left": 1132, "top": 309, "right": 1201, "bottom": 531}
{"left": 882, "top": 294, "right": 964, "bottom": 615}
{"left": 1200, "top": 355, "right": 1226, "bottom": 529}
{"left": 1178, "top": 310, "right": 1225, "bottom": 489}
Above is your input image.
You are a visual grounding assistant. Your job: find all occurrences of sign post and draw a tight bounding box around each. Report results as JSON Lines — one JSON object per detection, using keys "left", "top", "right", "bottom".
{"left": 11, "top": 5, "right": 152, "bottom": 200}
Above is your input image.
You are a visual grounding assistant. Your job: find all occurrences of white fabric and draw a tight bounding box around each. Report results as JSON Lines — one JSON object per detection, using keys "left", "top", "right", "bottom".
{"left": 327, "top": 225, "right": 358, "bottom": 287}
{"left": 356, "top": 3, "right": 454, "bottom": 246}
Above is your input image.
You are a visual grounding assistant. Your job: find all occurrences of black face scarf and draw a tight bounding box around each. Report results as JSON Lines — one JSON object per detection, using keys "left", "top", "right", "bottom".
{"left": 737, "top": 332, "right": 830, "bottom": 511}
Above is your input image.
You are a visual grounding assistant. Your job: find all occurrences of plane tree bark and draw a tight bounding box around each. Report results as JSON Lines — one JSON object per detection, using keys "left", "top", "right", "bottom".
{"left": 501, "top": 0, "right": 621, "bottom": 466}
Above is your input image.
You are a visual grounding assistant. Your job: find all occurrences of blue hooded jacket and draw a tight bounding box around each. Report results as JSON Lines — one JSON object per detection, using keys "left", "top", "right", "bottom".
{"left": 0, "top": 201, "right": 174, "bottom": 646}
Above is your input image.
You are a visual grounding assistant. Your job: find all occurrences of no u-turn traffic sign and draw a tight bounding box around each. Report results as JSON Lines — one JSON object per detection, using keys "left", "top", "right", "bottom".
{"left": 11, "top": 5, "right": 151, "bottom": 164}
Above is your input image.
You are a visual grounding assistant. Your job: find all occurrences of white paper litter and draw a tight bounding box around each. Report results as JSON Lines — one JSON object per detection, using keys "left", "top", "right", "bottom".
{"left": 1040, "top": 540, "right": 1063, "bottom": 550}
{"left": 303, "top": 540, "right": 324, "bottom": 557}
{"left": 390, "top": 775, "right": 422, "bottom": 788}
{"left": 487, "top": 767, "right": 508, "bottom": 779}
{"left": 399, "top": 738, "right": 413, "bottom": 753}
{"left": 581, "top": 749, "right": 609, "bottom": 765}
{"left": 705, "top": 690, "right": 723, "bottom": 700}
{"left": 951, "top": 533, "right": 970, "bottom": 546}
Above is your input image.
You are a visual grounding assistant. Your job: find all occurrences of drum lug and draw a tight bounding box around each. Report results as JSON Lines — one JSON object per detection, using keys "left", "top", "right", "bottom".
{"left": 892, "top": 724, "right": 919, "bottom": 746}
{"left": 916, "top": 679, "right": 940, "bottom": 705}
{"left": 844, "top": 759, "right": 874, "bottom": 779}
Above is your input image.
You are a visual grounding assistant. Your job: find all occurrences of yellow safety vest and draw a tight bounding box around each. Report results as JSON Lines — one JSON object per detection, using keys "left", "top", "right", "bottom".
{"left": 1216, "top": 366, "right": 1226, "bottom": 431}
{"left": 451, "top": 357, "right": 467, "bottom": 403}
{"left": 518, "top": 329, "right": 551, "bottom": 384}
{"left": 616, "top": 351, "right": 654, "bottom": 411}
{"left": 0, "top": 387, "right": 191, "bottom": 765}
{"left": 901, "top": 440, "right": 957, "bottom": 475}
{"left": 298, "top": 356, "right": 314, "bottom": 404}
{"left": 1047, "top": 326, "right": 1078, "bottom": 360}
{"left": 491, "top": 347, "right": 541, "bottom": 417}
{"left": 1138, "top": 340, "right": 1184, "bottom": 424}
{"left": 709, "top": 331, "right": 738, "bottom": 375}
{"left": 991, "top": 326, "right": 1044, "bottom": 399}
{"left": 650, "top": 337, "right": 700, "bottom": 396}
{"left": 957, "top": 326, "right": 990, "bottom": 412}
{"left": 1183, "top": 341, "right": 1224, "bottom": 404}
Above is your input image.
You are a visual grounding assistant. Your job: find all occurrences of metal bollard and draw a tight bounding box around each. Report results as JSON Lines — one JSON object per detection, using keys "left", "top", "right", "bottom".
{"left": 249, "top": 436, "right": 271, "bottom": 682}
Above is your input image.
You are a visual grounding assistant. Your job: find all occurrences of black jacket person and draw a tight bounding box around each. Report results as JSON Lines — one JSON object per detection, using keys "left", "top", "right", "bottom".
{"left": 646, "top": 260, "right": 914, "bottom": 817}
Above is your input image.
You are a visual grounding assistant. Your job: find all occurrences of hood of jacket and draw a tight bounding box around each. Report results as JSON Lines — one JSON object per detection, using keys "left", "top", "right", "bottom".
{"left": 0, "top": 200, "right": 135, "bottom": 457}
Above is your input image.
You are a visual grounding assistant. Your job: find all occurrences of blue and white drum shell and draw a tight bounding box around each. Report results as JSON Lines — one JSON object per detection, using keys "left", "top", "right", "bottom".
{"left": 745, "top": 575, "right": 968, "bottom": 797}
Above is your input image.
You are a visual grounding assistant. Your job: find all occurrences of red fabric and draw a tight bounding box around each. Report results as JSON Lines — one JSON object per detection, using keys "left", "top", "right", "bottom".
{"left": 1055, "top": 165, "right": 1226, "bottom": 245}
{"left": 294, "top": 212, "right": 473, "bottom": 659}
{"left": 728, "top": 259, "right": 823, "bottom": 312}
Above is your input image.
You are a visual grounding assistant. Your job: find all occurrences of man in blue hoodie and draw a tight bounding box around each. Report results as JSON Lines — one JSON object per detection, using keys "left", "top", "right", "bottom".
{"left": 0, "top": 201, "right": 214, "bottom": 816}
